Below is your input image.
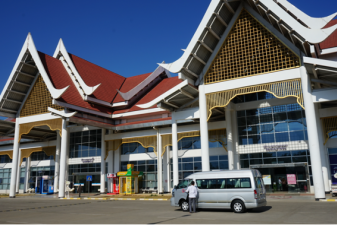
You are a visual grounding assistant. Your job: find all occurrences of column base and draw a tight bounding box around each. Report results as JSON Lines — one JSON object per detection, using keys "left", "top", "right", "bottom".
{"left": 315, "top": 198, "right": 326, "bottom": 201}
{"left": 59, "top": 196, "right": 65, "bottom": 198}
{"left": 9, "top": 196, "right": 15, "bottom": 198}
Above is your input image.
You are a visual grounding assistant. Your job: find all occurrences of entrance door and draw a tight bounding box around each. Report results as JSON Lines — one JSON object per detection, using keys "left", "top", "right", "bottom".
{"left": 256, "top": 166, "right": 309, "bottom": 193}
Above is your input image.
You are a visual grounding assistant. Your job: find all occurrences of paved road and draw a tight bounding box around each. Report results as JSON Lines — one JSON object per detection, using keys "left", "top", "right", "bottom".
{"left": 0, "top": 197, "right": 336, "bottom": 224}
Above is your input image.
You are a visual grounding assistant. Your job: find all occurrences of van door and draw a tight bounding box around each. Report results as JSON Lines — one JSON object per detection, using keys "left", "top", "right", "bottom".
{"left": 196, "top": 179, "right": 223, "bottom": 208}
{"left": 254, "top": 176, "right": 266, "bottom": 202}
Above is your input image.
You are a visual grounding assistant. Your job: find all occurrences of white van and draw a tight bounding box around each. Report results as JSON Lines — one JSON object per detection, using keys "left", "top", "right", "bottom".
{"left": 171, "top": 169, "right": 267, "bottom": 213}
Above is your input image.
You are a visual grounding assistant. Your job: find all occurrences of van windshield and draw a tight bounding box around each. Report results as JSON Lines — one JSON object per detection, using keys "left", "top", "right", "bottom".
{"left": 176, "top": 179, "right": 192, "bottom": 189}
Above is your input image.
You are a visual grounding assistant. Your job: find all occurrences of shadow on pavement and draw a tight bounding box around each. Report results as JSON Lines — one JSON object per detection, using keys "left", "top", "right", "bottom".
{"left": 173, "top": 206, "right": 272, "bottom": 214}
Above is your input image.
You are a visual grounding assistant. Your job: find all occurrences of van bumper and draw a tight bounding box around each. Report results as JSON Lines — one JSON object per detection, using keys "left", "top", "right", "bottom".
{"left": 171, "top": 197, "right": 179, "bottom": 207}
{"left": 245, "top": 200, "right": 267, "bottom": 209}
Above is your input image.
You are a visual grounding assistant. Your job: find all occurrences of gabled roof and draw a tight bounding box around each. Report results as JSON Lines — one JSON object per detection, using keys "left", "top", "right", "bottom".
{"left": 0, "top": 33, "right": 69, "bottom": 118}
{"left": 39, "top": 52, "right": 113, "bottom": 114}
{"left": 68, "top": 53, "right": 126, "bottom": 103}
{"left": 159, "top": 0, "right": 337, "bottom": 85}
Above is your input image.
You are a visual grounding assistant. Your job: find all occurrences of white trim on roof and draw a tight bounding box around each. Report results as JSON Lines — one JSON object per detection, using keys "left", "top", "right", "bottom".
{"left": 111, "top": 108, "right": 165, "bottom": 119}
{"left": 53, "top": 39, "right": 101, "bottom": 96}
{"left": 0, "top": 33, "right": 69, "bottom": 106}
{"left": 259, "top": 0, "right": 337, "bottom": 44}
{"left": 117, "top": 66, "right": 171, "bottom": 101}
{"left": 276, "top": 0, "right": 337, "bottom": 29}
{"left": 320, "top": 47, "right": 337, "bottom": 56}
{"left": 136, "top": 80, "right": 190, "bottom": 109}
{"left": 158, "top": 0, "right": 221, "bottom": 73}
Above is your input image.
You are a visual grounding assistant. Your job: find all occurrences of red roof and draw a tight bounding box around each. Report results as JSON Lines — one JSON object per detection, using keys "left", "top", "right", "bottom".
{"left": 38, "top": 52, "right": 184, "bottom": 118}
{"left": 39, "top": 52, "right": 113, "bottom": 114}
{"left": 68, "top": 53, "right": 126, "bottom": 103}
{"left": 320, "top": 19, "right": 337, "bottom": 50}
{"left": 113, "top": 72, "right": 152, "bottom": 103}
{"left": 113, "top": 76, "right": 183, "bottom": 114}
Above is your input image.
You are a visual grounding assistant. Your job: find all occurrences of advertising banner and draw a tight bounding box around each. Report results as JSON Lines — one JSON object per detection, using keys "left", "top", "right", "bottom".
{"left": 287, "top": 174, "right": 297, "bottom": 184}
{"left": 262, "top": 175, "right": 271, "bottom": 185}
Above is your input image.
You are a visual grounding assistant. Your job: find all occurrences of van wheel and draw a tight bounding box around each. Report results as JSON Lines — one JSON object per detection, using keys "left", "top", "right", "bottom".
{"left": 231, "top": 200, "right": 246, "bottom": 213}
{"left": 181, "top": 200, "right": 189, "bottom": 211}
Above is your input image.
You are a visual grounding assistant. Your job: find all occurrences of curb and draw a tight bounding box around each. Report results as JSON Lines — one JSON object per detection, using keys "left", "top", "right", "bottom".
{"left": 60, "top": 197, "right": 170, "bottom": 201}
{"left": 319, "top": 199, "right": 337, "bottom": 202}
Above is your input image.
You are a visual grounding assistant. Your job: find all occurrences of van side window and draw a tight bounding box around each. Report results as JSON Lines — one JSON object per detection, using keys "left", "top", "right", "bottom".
{"left": 196, "top": 179, "right": 226, "bottom": 189}
{"left": 226, "top": 178, "right": 251, "bottom": 188}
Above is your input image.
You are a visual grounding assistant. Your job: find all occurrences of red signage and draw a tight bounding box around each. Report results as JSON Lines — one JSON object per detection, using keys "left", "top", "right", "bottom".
{"left": 287, "top": 174, "right": 297, "bottom": 184}
{"left": 107, "top": 173, "right": 116, "bottom": 178}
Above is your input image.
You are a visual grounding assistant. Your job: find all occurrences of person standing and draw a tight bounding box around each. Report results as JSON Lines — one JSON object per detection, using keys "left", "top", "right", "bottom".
{"left": 186, "top": 181, "right": 198, "bottom": 213}
{"left": 278, "top": 177, "right": 282, "bottom": 191}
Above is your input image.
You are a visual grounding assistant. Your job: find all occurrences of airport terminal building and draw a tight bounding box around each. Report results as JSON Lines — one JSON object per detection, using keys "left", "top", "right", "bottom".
{"left": 1, "top": 0, "right": 337, "bottom": 199}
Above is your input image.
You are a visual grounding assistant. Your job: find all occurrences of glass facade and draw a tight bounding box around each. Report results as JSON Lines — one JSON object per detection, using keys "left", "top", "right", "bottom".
{"left": 19, "top": 168, "right": 25, "bottom": 190}
{"left": 69, "top": 130, "right": 102, "bottom": 158}
{"left": 121, "top": 160, "right": 157, "bottom": 188}
{"left": 328, "top": 148, "right": 337, "bottom": 185}
{"left": 232, "top": 91, "right": 276, "bottom": 104}
{"left": 0, "top": 155, "right": 12, "bottom": 163}
{"left": 68, "top": 163, "right": 102, "bottom": 175}
{"left": 0, "top": 168, "right": 11, "bottom": 190}
{"left": 170, "top": 155, "right": 229, "bottom": 186}
{"left": 29, "top": 166, "right": 55, "bottom": 189}
{"left": 237, "top": 103, "right": 307, "bottom": 145}
{"left": 121, "top": 143, "right": 154, "bottom": 155}
{"left": 31, "top": 151, "right": 54, "bottom": 161}
{"left": 169, "top": 136, "right": 225, "bottom": 151}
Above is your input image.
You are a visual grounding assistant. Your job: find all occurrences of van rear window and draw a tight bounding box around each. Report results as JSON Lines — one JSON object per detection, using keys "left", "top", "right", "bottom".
{"left": 196, "top": 178, "right": 251, "bottom": 189}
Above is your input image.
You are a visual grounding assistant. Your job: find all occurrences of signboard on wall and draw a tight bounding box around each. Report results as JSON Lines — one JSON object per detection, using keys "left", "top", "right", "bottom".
{"left": 287, "top": 174, "right": 297, "bottom": 184}
{"left": 262, "top": 175, "right": 271, "bottom": 185}
{"left": 107, "top": 173, "right": 116, "bottom": 178}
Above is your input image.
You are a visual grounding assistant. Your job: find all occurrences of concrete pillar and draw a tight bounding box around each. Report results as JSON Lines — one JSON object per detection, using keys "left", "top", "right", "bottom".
{"left": 231, "top": 110, "right": 240, "bottom": 169}
{"left": 9, "top": 119, "right": 20, "bottom": 198}
{"left": 54, "top": 132, "right": 61, "bottom": 193}
{"left": 315, "top": 104, "right": 331, "bottom": 193}
{"left": 113, "top": 148, "right": 120, "bottom": 173}
{"left": 163, "top": 146, "right": 170, "bottom": 192}
{"left": 100, "top": 129, "right": 106, "bottom": 194}
{"left": 166, "top": 146, "right": 171, "bottom": 192}
{"left": 107, "top": 147, "right": 113, "bottom": 193}
{"left": 24, "top": 156, "right": 30, "bottom": 193}
{"left": 300, "top": 65, "right": 325, "bottom": 199}
{"left": 225, "top": 104, "right": 235, "bottom": 170}
{"left": 157, "top": 130, "right": 162, "bottom": 193}
{"left": 58, "top": 119, "right": 68, "bottom": 198}
{"left": 199, "top": 84, "right": 210, "bottom": 171}
{"left": 172, "top": 120, "right": 179, "bottom": 187}
{"left": 16, "top": 149, "right": 22, "bottom": 193}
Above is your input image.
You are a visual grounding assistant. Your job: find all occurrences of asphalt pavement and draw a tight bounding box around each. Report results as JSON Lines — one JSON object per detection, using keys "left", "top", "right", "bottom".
{"left": 0, "top": 196, "right": 337, "bottom": 224}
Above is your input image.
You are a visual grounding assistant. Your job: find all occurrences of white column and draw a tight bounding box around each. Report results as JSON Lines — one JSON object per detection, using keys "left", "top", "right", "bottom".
{"left": 199, "top": 84, "right": 210, "bottom": 171}
{"left": 300, "top": 65, "right": 325, "bottom": 199}
{"left": 24, "top": 156, "right": 31, "bottom": 193}
{"left": 15, "top": 149, "right": 22, "bottom": 193}
{"left": 107, "top": 147, "right": 113, "bottom": 193}
{"left": 231, "top": 110, "right": 240, "bottom": 169}
{"left": 315, "top": 104, "right": 331, "bottom": 193}
{"left": 162, "top": 146, "right": 170, "bottom": 192}
{"left": 166, "top": 146, "right": 171, "bottom": 192}
{"left": 54, "top": 132, "right": 61, "bottom": 193}
{"left": 225, "top": 104, "right": 234, "bottom": 170}
{"left": 100, "top": 129, "right": 106, "bottom": 194}
{"left": 157, "top": 131, "right": 162, "bottom": 193}
{"left": 58, "top": 119, "right": 68, "bottom": 198}
{"left": 172, "top": 120, "right": 179, "bottom": 187}
{"left": 9, "top": 120, "right": 20, "bottom": 198}
{"left": 114, "top": 148, "right": 120, "bottom": 173}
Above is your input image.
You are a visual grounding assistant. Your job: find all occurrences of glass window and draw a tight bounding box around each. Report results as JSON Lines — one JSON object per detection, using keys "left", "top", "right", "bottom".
{"left": 263, "top": 158, "right": 277, "bottom": 164}
{"left": 227, "top": 178, "right": 251, "bottom": 188}
{"left": 69, "top": 130, "right": 101, "bottom": 158}
{"left": 177, "top": 179, "right": 192, "bottom": 189}
{"left": 328, "top": 148, "right": 337, "bottom": 155}
{"left": 292, "top": 156, "right": 307, "bottom": 163}
{"left": 277, "top": 151, "right": 291, "bottom": 157}
{"left": 241, "top": 160, "right": 249, "bottom": 168}
{"left": 277, "top": 157, "right": 291, "bottom": 163}
{"left": 249, "top": 153, "right": 263, "bottom": 159}
{"left": 275, "top": 132, "right": 289, "bottom": 142}
{"left": 290, "top": 131, "right": 305, "bottom": 141}
{"left": 262, "top": 134, "right": 275, "bottom": 143}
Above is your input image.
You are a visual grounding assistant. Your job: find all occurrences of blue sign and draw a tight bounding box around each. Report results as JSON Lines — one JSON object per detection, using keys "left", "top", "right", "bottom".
{"left": 86, "top": 175, "right": 92, "bottom": 182}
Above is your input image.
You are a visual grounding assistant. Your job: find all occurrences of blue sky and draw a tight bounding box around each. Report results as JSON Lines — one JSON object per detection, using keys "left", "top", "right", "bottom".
{"left": 0, "top": 0, "right": 336, "bottom": 94}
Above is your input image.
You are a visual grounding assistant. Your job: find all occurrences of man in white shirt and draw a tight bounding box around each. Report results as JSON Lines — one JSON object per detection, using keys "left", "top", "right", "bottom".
{"left": 186, "top": 181, "right": 198, "bottom": 213}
